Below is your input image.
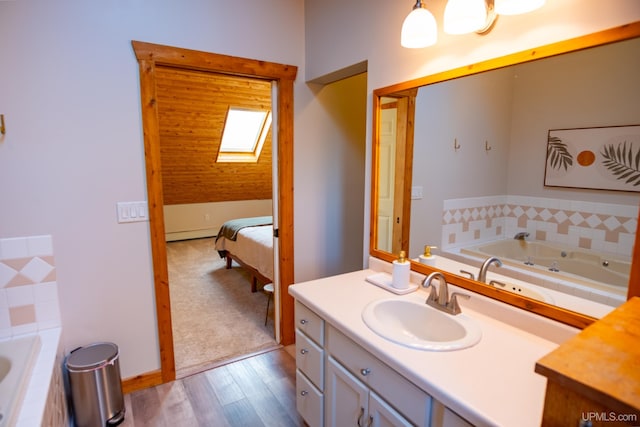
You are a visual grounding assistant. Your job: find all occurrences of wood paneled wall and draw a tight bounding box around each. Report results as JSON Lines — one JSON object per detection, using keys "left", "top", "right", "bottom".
{"left": 155, "top": 66, "right": 273, "bottom": 205}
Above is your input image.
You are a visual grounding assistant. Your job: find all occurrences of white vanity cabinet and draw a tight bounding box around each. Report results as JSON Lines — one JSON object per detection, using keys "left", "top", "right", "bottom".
{"left": 325, "top": 324, "right": 431, "bottom": 426}
{"left": 294, "top": 301, "right": 476, "bottom": 427}
{"left": 295, "top": 301, "right": 325, "bottom": 427}
{"left": 291, "top": 269, "right": 574, "bottom": 426}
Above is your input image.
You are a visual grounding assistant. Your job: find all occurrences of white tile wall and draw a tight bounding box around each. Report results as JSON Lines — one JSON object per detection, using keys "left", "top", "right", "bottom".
{"left": 0, "top": 235, "right": 61, "bottom": 339}
{"left": 442, "top": 195, "right": 637, "bottom": 258}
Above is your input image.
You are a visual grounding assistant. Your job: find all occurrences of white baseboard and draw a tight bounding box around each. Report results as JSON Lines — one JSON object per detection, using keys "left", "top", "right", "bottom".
{"left": 165, "top": 228, "right": 217, "bottom": 242}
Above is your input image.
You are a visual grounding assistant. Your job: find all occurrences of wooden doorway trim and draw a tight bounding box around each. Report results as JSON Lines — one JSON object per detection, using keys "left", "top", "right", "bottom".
{"left": 132, "top": 41, "right": 297, "bottom": 384}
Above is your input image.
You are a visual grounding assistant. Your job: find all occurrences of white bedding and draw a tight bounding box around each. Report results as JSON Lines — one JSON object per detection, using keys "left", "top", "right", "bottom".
{"left": 214, "top": 224, "right": 274, "bottom": 281}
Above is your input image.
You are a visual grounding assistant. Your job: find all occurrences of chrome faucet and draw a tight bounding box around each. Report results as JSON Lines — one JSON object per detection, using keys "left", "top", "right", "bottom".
{"left": 478, "top": 256, "right": 502, "bottom": 283}
{"left": 421, "top": 272, "right": 469, "bottom": 315}
{"left": 514, "top": 232, "right": 530, "bottom": 240}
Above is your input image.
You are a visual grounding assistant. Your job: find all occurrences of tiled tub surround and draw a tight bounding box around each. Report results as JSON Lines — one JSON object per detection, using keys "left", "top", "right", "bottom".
{"left": 441, "top": 196, "right": 636, "bottom": 306}
{"left": 0, "top": 235, "right": 61, "bottom": 338}
{"left": 442, "top": 195, "right": 637, "bottom": 256}
{"left": 0, "top": 236, "right": 67, "bottom": 426}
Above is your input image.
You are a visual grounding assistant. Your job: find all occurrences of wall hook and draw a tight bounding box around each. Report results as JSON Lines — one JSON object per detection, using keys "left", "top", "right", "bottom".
{"left": 454, "top": 138, "right": 461, "bottom": 152}
{"left": 485, "top": 140, "right": 492, "bottom": 152}
{"left": 0, "top": 114, "right": 5, "bottom": 135}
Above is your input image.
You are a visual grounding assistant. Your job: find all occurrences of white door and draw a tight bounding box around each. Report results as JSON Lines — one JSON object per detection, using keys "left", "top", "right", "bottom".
{"left": 377, "top": 107, "right": 397, "bottom": 252}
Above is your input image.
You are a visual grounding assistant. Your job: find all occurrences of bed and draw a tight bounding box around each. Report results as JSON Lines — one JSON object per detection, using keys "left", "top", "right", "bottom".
{"left": 214, "top": 216, "right": 274, "bottom": 292}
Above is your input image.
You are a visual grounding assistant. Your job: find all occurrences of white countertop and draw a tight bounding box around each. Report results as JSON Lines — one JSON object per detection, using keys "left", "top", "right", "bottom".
{"left": 289, "top": 266, "right": 579, "bottom": 427}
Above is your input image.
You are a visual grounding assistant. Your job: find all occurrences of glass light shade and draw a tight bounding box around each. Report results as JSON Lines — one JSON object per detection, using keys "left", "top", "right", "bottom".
{"left": 401, "top": 7, "right": 437, "bottom": 48}
{"left": 495, "top": 0, "right": 545, "bottom": 15}
{"left": 444, "top": 0, "right": 488, "bottom": 35}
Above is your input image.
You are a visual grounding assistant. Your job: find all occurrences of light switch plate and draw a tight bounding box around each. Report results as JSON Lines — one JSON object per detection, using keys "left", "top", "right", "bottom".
{"left": 411, "top": 186, "right": 423, "bottom": 200}
{"left": 117, "top": 201, "right": 148, "bottom": 223}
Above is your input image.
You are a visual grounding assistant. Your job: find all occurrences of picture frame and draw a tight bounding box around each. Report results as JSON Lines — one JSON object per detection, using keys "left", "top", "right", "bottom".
{"left": 544, "top": 124, "right": 640, "bottom": 192}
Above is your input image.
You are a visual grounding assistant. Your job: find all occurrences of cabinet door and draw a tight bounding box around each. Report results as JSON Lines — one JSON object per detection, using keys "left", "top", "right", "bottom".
{"left": 325, "top": 356, "right": 369, "bottom": 427}
{"left": 369, "top": 391, "right": 413, "bottom": 427}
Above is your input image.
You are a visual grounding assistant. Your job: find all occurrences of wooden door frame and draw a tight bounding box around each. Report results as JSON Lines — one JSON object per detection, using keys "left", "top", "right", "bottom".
{"left": 131, "top": 40, "right": 297, "bottom": 386}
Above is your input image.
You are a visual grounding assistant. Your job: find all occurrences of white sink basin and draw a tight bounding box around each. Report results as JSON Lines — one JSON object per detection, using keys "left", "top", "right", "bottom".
{"left": 361, "top": 298, "right": 482, "bottom": 351}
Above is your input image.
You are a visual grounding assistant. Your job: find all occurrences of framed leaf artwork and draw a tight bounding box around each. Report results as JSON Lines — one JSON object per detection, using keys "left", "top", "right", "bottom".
{"left": 544, "top": 125, "right": 640, "bottom": 192}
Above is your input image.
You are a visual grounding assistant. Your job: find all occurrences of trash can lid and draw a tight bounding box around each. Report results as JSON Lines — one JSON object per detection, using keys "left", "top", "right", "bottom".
{"left": 67, "top": 342, "right": 119, "bottom": 370}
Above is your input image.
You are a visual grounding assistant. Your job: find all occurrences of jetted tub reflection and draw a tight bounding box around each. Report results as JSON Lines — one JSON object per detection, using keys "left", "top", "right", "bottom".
{"left": 461, "top": 239, "right": 630, "bottom": 289}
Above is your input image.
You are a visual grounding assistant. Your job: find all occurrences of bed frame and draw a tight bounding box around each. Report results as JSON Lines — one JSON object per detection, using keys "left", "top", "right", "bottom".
{"left": 222, "top": 250, "right": 272, "bottom": 292}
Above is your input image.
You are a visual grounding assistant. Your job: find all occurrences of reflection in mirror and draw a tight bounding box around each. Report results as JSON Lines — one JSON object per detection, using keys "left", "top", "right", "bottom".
{"left": 376, "top": 94, "right": 415, "bottom": 255}
{"left": 373, "top": 26, "right": 640, "bottom": 323}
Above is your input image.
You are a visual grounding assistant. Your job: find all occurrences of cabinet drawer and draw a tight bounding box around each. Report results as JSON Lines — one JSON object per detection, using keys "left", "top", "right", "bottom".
{"left": 295, "top": 301, "right": 324, "bottom": 345}
{"left": 327, "top": 325, "right": 431, "bottom": 426}
{"left": 296, "top": 329, "right": 324, "bottom": 390}
{"left": 296, "top": 369, "right": 323, "bottom": 427}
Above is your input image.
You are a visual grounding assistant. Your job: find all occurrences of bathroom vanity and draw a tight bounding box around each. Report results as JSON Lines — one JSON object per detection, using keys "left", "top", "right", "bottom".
{"left": 289, "top": 264, "right": 578, "bottom": 426}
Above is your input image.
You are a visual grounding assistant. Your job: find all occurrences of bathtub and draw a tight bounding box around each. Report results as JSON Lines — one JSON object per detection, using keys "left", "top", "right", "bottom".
{"left": 461, "top": 239, "right": 631, "bottom": 289}
{"left": 0, "top": 335, "right": 41, "bottom": 427}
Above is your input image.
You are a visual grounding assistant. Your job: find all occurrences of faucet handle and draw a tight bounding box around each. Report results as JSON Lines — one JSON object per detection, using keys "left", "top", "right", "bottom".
{"left": 447, "top": 292, "right": 470, "bottom": 315}
{"left": 459, "top": 270, "right": 475, "bottom": 280}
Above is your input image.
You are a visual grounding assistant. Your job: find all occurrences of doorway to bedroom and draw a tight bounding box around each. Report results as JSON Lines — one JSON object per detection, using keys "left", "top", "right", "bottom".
{"left": 133, "top": 40, "right": 298, "bottom": 385}
{"left": 156, "top": 68, "right": 278, "bottom": 377}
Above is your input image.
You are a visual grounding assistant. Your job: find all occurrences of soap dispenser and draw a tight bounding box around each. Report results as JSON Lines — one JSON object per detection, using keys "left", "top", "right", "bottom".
{"left": 418, "top": 245, "right": 437, "bottom": 266}
{"left": 392, "top": 250, "right": 410, "bottom": 289}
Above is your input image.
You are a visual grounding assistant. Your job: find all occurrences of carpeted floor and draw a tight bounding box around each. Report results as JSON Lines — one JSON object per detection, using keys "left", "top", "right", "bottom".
{"left": 167, "top": 237, "right": 277, "bottom": 378}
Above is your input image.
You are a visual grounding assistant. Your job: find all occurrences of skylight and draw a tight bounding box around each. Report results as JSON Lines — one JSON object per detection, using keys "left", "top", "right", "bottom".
{"left": 217, "top": 107, "right": 272, "bottom": 163}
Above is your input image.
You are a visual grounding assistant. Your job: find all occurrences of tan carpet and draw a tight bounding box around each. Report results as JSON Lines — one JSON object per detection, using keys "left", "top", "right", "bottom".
{"left": 167, "top": 237, "right": 277, "bottom": 377}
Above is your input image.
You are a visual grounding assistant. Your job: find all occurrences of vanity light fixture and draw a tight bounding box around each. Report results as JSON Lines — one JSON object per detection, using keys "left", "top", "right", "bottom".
{"left": 401, "top": 0, "right": 438, "bottom": 48}
{"left": 495, "top": 0, "right": 545, "bottom": 15}
{"left": 402, "top": 0, "right": 545, "bottom": 47}
{"left": 444, "top": 0, "right": 495, "bottom": 35}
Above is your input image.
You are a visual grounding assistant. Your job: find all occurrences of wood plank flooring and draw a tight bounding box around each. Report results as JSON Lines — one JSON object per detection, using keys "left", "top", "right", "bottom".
{"left": 121, "top": 347, "right": 304, "bottom": 427}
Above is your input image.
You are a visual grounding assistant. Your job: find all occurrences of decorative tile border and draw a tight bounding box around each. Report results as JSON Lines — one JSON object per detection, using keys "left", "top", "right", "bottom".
{"left": 0, "top": 235, "right": 60, "bottom": 338}
{"left": 442, "top": 196, "right": 637, "bottom": 258}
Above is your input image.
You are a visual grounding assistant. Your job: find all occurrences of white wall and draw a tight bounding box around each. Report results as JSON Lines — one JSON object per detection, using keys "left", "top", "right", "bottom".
{"left": 304, "top": 0, "right": 640, "bottom": 263}
{"left": 0, "top": 0, "right": 308, "bottom": 378}
{"left": 507, "top": 37, "right": 640, "bottom": 204}
{"left": 410, "top": 68, "right": 514, "bottom": 257}
{"left": 295, "top": 73, "right": 367, "bottom": 277}
{"left": 164, "top": 200, "right": 273, "bottom": 241}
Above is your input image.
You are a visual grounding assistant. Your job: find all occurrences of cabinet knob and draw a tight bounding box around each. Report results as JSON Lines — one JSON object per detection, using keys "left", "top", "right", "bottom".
{"left": 300, "top": 349, "right": 308, "bottom": 355}
{"left": 360, "top": 368, "right": 371, "bottom": 376}
{"left": 299, "top": 319, "right": 308, "bottom": 325}
{"left": 300, "top": 390, "right": 308, "bottom": 396}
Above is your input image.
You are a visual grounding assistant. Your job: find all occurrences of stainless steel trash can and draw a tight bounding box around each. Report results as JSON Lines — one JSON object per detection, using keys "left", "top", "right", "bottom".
{"left": 66, "top": 342, "right": 125, "bottom": 427}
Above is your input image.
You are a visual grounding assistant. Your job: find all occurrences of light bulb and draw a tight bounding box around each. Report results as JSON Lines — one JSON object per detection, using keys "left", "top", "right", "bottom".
{"left": 444, "top": 0, "right": 488, "bottom": 35}
{"left": 401, "top": 6, "right": 437, "bottom": 48}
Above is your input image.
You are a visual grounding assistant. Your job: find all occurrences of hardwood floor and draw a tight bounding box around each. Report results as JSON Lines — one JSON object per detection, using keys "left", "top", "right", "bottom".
{"left": 122, "top": 347, "right": 304, "bottom": 427}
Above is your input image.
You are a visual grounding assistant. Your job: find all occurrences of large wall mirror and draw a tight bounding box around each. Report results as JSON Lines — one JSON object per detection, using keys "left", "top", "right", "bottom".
{"left": 371, "top": 23, "right": 640, "bottom": 329}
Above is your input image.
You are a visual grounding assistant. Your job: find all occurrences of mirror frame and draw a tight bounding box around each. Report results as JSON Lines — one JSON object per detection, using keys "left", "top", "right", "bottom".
{"left": 371, "top": 22, "right": 640, "bottom": 329}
